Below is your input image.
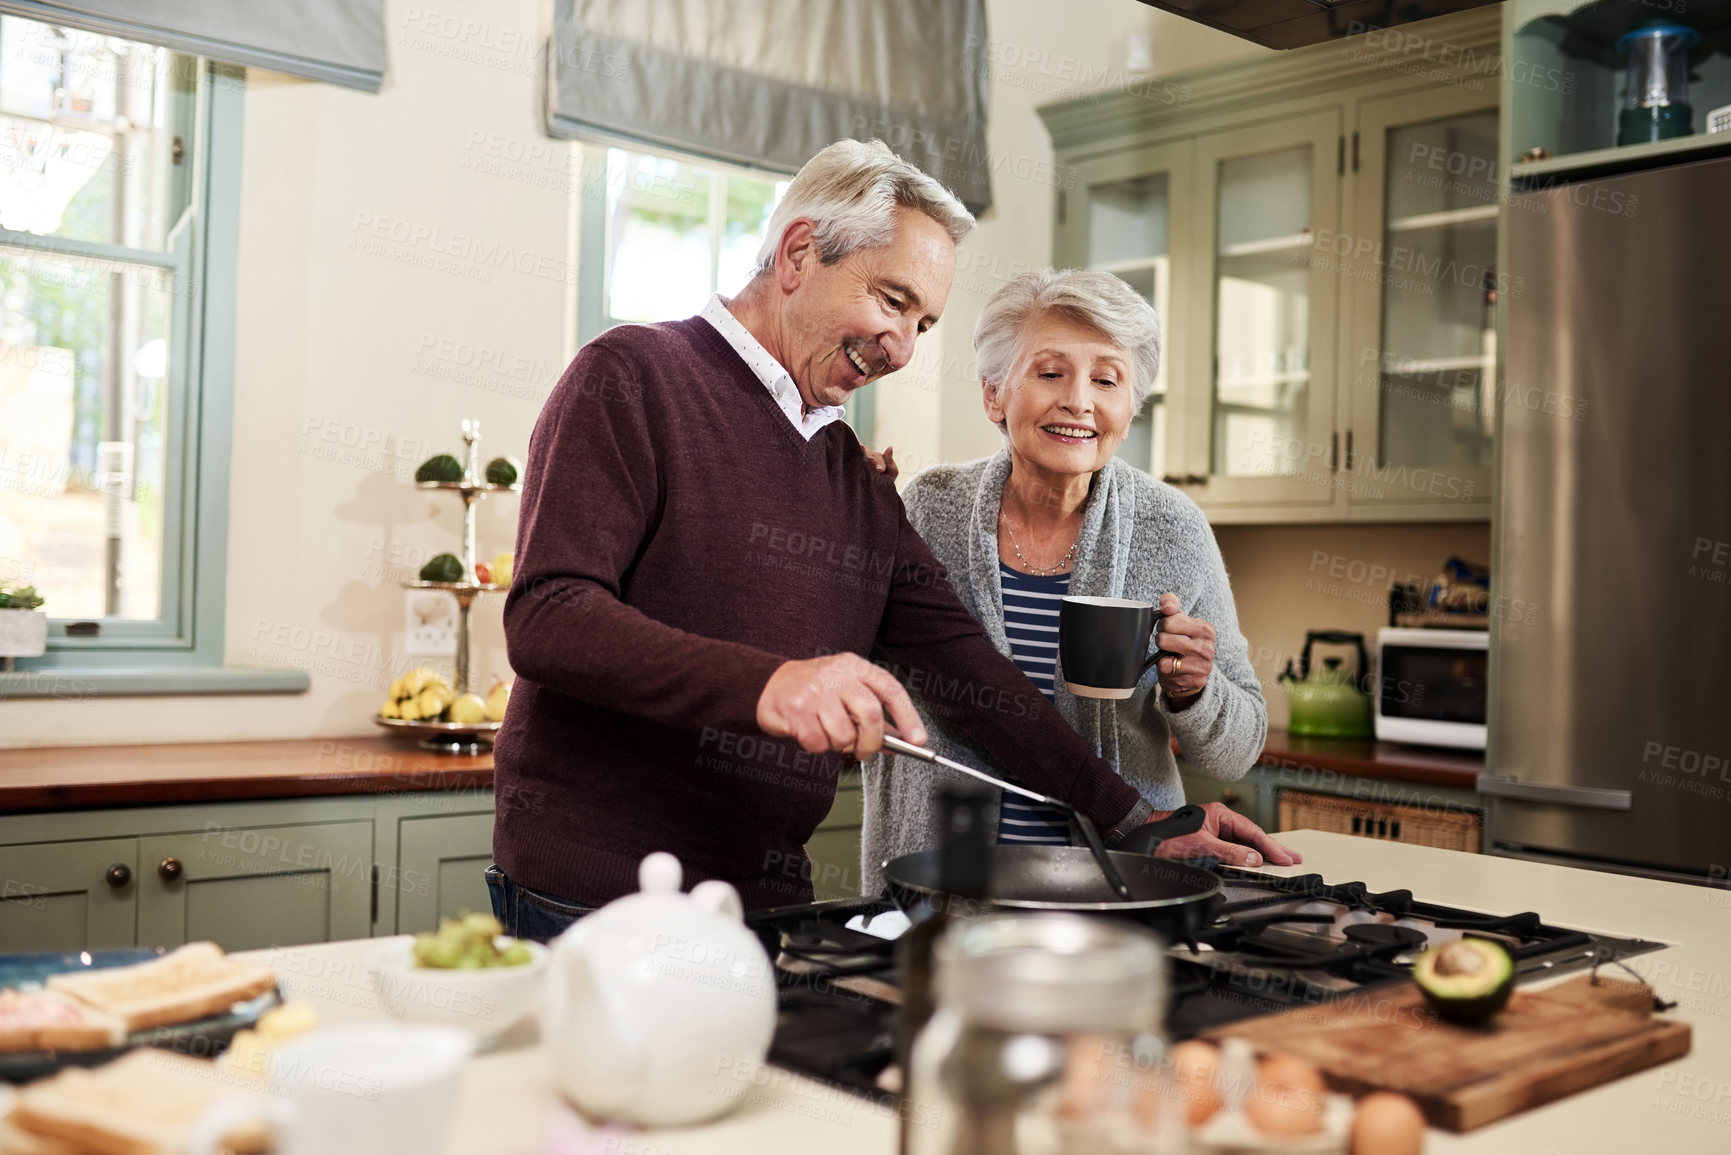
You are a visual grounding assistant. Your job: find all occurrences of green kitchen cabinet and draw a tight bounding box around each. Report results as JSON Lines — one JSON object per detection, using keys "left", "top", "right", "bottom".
{"left": 806, "top": 769, "right": 865, "bottom": 901}
{"left": 1044, "top": 7, "right": 1500, "bottom": 524}
{"left": 393, "top": 812, "right": 496, "bottom": 934}
{"left": 0, "top": 794, "right": 502, "bottom": 952}
{"left": 0, "top": 839, "right": 139, "bottom": 953}
{"left": 137, "top": 822, "right": 374, "bottom": 951}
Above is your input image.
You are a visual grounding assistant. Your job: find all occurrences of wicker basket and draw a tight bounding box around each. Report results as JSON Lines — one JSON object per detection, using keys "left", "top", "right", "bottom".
{"left": 1277, "top": 790, "right": 1481, "bottom": 853}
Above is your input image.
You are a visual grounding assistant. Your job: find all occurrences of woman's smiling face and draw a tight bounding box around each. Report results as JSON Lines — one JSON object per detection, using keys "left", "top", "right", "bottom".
{"left": 984, "top": 311, "right": 1137, "bottom": 482}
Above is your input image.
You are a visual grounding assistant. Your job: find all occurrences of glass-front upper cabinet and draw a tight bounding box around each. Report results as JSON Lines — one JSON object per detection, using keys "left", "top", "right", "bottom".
{"left": 1060, "top": 144, "right": 1192, "bottom": 483}
{"left": 1182, "top": 109, "right": 1342, "bottom": 510}
{"left": 1346, "top": 87, "right": 1498, "bottom": 512}
{"left": 1039, "top": 8, "right": 1502, "bottom": 523}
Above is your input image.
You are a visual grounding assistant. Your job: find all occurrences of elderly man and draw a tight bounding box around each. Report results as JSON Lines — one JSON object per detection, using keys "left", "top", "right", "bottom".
{"left": 488, "top": 139, "right": 1288, "bottom": 939}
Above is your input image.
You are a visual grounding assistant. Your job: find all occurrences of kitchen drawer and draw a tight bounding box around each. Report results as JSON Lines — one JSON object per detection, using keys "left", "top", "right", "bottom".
{"left": 0, "top": 839, "right": 138, "bottom": 952}
{"left": 1277, "top": 790, "right": 1480, "bottom": 852}
{"left": 394, "top": 812, "right": 495, "bottom": 934}
{"left": 137, "top": 822, "right": 374, "bottom": 951}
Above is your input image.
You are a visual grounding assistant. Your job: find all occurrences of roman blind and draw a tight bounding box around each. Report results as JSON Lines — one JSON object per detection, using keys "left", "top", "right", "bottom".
{"left": 0, "top": 0, "right": 387, "bottom": 91}
{"left": 546, "top": 0, "right": 992, "bottom": 212}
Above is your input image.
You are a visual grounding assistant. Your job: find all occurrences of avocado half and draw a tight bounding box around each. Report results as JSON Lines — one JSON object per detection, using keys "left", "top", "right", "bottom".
{"left": 1413, "top": 938, "right": 1514, "bottom": 1022}
{"left": 415, "top": 453, "right": 464, "bottom": 483}
{"left": 418, "top": 553, "right": 465, "bottom": 583}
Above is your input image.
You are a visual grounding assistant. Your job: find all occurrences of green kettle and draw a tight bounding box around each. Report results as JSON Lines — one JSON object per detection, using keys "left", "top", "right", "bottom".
{"left": 1280, "top": 630, "right": 1373, "bottom": 738}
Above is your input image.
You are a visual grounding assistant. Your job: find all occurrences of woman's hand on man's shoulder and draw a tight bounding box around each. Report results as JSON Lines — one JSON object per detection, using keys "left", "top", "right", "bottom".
{"left": 861, "top": 444, "right": 899, "bottom": 481}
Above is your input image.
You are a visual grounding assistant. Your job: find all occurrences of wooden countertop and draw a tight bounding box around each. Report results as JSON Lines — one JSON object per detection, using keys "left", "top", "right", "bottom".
{"left": 1253, "top": 726, "right": 1483, "bottom": 792}
{"left": 0, "top": 725, "right": 1479, "bottom": 813}
{"left": 0, "top": 737, "right": 493, "bottom": 811}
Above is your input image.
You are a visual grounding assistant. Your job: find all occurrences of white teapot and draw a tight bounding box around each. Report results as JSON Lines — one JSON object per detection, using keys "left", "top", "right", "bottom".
{"left": 543, "top": 852, "right": 778, "bottom": 1127}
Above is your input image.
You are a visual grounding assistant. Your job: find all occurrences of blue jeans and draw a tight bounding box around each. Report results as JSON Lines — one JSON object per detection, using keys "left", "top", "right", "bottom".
{"left": 485, "top": 865, "right": 595, "bottom": 942}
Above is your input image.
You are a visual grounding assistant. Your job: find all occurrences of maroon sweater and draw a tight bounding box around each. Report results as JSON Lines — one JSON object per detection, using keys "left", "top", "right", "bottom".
{"left": 493, "top": 316, "right": 1141, "bottom": 908}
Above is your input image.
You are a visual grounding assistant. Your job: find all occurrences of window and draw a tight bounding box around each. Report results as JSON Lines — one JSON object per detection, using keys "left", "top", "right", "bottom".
{"left": 0, "top": 18, "right": 271, "bottom": 688}
{"left": 578, "top": 145, "right": 892, "bottom": 440}
{"left": 592, "top": 147, "right": 788, "bottom": 330}
{"left": 577, "top": 146, "right": 875, "bottom": 436}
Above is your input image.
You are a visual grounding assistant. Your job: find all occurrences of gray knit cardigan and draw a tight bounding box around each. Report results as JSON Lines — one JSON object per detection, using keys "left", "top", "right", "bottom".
{"left": 860, "top": 449, "right": 1266, "bottom": 895}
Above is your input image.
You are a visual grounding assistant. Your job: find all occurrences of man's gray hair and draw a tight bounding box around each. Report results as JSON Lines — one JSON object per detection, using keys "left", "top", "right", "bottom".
{"left": 974, "top": 269, "right": 1164, "bottom": 416}
{"left": 751, "top": 139, "right": 975, "bottom": 276}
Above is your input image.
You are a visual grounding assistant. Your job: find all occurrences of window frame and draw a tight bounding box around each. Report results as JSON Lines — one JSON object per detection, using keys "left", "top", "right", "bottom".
{"left": 572, "top": 142, "right": 878, "bottom": 440}
{"left": 575, "top": 142, "right": 790, "bottom": 344}
{"left": 2, "top": 58, "right": 305, "bottom": 693}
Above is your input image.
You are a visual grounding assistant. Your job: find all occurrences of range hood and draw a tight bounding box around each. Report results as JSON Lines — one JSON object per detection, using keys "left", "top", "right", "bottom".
{"left": 1132, "top": 0, "right": 1503, "bottom": 48}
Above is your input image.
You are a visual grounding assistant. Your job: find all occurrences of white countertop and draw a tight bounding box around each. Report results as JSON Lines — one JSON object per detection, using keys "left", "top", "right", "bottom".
{"left": 243, "top": 831, "right": 1731, "bottom": 1155}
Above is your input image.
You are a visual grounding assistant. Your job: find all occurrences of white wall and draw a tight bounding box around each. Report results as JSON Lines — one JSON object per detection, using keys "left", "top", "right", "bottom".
{"left": 0, "top": 0, "right": 569, "bottom": 744}
{"left": 0, "top": 0, "right": 1463, "bottom": 749}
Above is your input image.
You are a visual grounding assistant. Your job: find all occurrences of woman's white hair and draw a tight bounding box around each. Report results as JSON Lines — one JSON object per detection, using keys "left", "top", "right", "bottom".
{"left": 752, "top": 139, "right": 975, "bottom": 275}
{"left": 974, "top": 269, "right": 1164, "bottom": 417}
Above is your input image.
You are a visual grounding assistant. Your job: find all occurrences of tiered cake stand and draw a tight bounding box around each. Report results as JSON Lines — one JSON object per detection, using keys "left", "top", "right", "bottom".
{"left": 374, "top": 418, "right": 518, "bottom": 753}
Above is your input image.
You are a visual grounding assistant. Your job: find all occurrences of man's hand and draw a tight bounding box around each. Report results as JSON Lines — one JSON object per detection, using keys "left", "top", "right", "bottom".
{"left": 756, "top": 653, "right": 926, "bottom": 759}
{"left": 1146, "top": 802, "right": 1302, "bottom": 869}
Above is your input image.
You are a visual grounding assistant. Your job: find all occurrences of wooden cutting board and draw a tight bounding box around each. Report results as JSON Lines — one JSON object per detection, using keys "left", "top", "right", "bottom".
{"left": 1201, "top": 975, "right": 1691, "bottom": 1131}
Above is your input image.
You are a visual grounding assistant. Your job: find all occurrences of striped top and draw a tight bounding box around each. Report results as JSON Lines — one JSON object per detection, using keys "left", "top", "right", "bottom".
{"left": 996, "top": 562, "right": 1076, "bottom": 845}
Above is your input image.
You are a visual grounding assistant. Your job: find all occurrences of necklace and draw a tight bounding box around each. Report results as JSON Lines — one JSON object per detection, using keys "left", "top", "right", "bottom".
{"left": 1001, "top": 512, "right": 1080, "bottom": 576}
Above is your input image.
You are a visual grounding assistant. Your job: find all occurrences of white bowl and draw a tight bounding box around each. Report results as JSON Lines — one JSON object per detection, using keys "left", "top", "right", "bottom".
{"left": 364, "top": 936, "right": 549, "bottom": 1041}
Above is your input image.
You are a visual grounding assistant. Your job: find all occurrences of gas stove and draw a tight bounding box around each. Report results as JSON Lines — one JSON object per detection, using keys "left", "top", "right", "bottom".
{"left": 744, "top": 866, "right": 1665, "bottom": 1101}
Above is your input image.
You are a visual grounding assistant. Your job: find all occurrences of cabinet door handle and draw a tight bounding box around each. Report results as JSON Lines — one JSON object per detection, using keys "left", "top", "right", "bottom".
{"left": 158, "top": 856, "right": 184, "bottom": 882}
{"left": 105, "top": 864, "right": 131, "bottom": 889}
{"left": 1185, "top": 474, "right": 1208, "bottom": 486}
{"left": 1222, "top": 788, "right": 1241, "bottom": 805}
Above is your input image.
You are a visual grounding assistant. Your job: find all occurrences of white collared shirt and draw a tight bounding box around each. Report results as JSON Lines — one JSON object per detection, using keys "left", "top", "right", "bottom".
{"left": 700, "top": 293, "right": 846, "bottom": 441}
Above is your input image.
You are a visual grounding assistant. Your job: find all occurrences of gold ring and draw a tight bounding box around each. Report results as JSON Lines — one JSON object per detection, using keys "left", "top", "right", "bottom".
{"left": 1171, "top": 656, "right": 1183, "bottom": 675}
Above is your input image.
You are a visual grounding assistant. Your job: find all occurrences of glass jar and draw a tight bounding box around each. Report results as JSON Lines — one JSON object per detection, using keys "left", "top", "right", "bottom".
{"left": 1616, "top": 22, "right": 1702, "bottom": 145}
{"left": 903, "top": 913, "right": 1184, "bottom": 1155}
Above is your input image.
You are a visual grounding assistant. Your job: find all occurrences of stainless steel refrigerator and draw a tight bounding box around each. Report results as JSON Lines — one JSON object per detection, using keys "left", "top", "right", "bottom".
{"left": 1484, "top": 151, "right": 1731, "bottom": 884}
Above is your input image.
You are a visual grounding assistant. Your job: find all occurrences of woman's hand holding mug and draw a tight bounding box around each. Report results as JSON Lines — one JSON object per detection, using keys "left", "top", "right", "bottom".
{"left": 1154, "top": 592, "right": 1214, "bottom": 706}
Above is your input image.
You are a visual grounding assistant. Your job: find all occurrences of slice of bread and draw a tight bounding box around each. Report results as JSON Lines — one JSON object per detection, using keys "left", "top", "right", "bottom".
{"left": 0, "top": 1115, "right": 85, "bottom": 1155}
{"left": 10, "top": 1049, "right": 270, "bottom": 1155}
{"left": 46, "top": 943, "right": 276, "bottom": 1033}
{"left": 0, "top": 990, "right": 126, "bottom": 1053}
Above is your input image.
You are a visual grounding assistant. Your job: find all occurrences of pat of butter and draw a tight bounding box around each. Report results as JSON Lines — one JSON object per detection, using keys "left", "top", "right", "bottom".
{"left": 255, "top": 1001, "right": 319, "bottom": 1041}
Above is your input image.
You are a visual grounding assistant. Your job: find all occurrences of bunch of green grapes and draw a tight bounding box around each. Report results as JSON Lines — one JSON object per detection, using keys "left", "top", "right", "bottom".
{"left": 412, "top": 910, "right": 534, "bottom": 968}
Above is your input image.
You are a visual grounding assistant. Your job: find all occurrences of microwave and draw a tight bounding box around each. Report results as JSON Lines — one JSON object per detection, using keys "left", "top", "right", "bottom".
{"left": 1375, "top": 628, "right": 1488, "bottom": 750}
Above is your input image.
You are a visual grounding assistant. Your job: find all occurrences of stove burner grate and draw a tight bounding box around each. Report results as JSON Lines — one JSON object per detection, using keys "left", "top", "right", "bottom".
{"left": 743, "top": 866, "right": 1668, "bottom": 1102}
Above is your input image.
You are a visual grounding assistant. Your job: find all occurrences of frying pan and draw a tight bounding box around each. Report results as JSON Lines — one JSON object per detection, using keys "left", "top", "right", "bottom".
{"left": 879, "top": 735, "right": 1224, "bottom": 945}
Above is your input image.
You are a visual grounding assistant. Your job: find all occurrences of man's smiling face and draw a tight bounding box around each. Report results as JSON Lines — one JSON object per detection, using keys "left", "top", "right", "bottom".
{"left": 777, "top": 206, "right": 957, "bottom": 410}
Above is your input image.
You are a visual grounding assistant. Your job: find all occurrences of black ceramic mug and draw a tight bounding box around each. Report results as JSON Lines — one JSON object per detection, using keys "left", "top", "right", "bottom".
{"left": 1058, "top": 596, "right": 1164, "bottom": 700}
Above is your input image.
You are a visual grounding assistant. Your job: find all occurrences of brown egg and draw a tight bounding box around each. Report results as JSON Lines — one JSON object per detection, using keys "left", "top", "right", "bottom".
{"left": 1168, "top": 1039, "right": 1224, "bottom": 1127}
{"left": 1244, "top": 1053, "right": 1327, "bottom": 1137}
{"left": 1259, "top": 1054, "right": 1327, "bottom": 1096}
{"left": 1351, "top": 1092, "right": 1426, "bottom": 1155}
{"left": 1057, "top": 1032, "right": 1114, "bottom": 1119}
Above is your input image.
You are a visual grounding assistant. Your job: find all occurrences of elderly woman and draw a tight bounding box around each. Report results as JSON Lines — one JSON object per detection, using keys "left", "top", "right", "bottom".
{"left": 862, "top": 268, "right": 1296, "bottom": 892}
